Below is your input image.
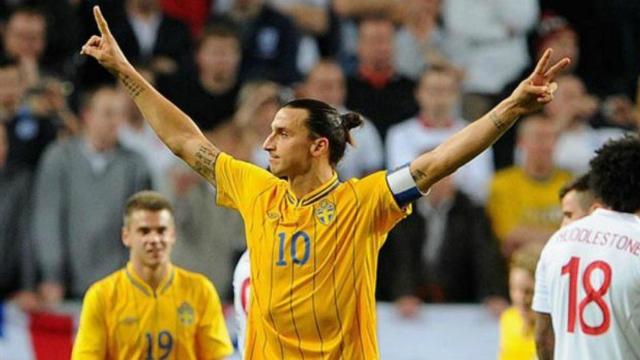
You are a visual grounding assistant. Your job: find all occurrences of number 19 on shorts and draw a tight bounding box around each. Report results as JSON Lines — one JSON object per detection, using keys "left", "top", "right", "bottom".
{"left": 561, "top": 257, "right": 612, "bottom": 335}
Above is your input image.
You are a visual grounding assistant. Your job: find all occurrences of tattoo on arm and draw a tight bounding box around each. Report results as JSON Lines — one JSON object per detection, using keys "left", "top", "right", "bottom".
{"left": 410, "top": 168, "right": 429, "bottom": 183}
{"left": 118, "top": 73, "right": 144, "bottom": 98}
{"left": 193, "top": 144, "right": 220, "bottom": 183}
{"left": 490, "top": 112, "right": 507, "bottom": 131}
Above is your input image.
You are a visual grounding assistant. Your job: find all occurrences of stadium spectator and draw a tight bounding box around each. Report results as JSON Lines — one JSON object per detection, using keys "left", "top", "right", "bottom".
{"left": 0, "top": 6, "right": 48, "bottom": 87}
{"left": 384, "top": 175, "right": 508, "bottom": 316}
{"left": 540, "top": 0, "right": 640, "bottom": 99}
{"left": 546, "top": 75, "right": 627, "bottom": 175}
{"left": 533, "top": 136, "right": 640, "bottom": 359}
{"left": 498, "top": 243, "right": 542, "bottom": 360}
{"left": 386, "top": 65, "right": 494, "bottom": 204}
{"left": 0, "top": 122, "right": 38, "bottom": 311}
{"left": 487, "top": 114, "right": 572, "bottom": 257}
{"left": 346, "top": 14, "right": 419, "bottom": 137}
{"left": 301, "top": 59, "right": 384, "bottom": 180}
{"left": 159, "top": 19, "right": 242, "bottom": 131}
{"left": 1, "top": 59, "right": 63, "bottom": 170}
{"left": 169, "top": 126, "right": 250, "bottom": 301}
{"left": 492, "top": 12, "right": 580, "bottom": 171}
{"left": 76, "top": 0, "right": 192, "bottom": 90}
{"left": 219, "top": 0, "right": 302, "bottom": 85}
{"left": 33, "top": 85, "right": 151, "bottom": 303}
{"left": 161, "top": 0, "right": 212, "bottom": 38}
{"left": 72, "top": 191, "right": 233, "bottom": 359}
{"left": 441, "top": 0, "right": 538, "bottom": 121}
{"left": 394, "top": 0, "right": 450, "bottom": 81}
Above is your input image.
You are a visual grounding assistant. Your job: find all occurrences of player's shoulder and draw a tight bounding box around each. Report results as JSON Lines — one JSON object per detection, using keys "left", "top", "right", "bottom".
{"left": 174, "top": 266, "right": 213, "bottom": 286}
{"left": 85, "top": 268, "right": 128, "bottom": 298}
{"left": 173, "top": 266, "right": 218, "bottom": 295}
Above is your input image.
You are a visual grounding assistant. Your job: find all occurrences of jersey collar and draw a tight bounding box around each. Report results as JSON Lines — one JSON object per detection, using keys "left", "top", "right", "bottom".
{"left": 125, "top": 262, "right": 175, "bottom": 298}
{"left": 286, "top": 173, "right": 340, "bottom": 207}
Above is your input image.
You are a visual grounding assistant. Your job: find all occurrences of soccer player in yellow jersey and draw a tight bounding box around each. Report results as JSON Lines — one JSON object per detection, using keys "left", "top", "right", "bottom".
{"left": 71, "top": 191, "right": 233, "bottom": 360}
{"left": 81, "top": 6, "right": 570, "bottom": 358}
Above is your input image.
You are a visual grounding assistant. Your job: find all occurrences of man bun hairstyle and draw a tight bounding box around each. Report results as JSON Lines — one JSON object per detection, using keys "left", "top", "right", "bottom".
{"left": 339, "top": 112, "right": 364, "bottom": 146}
{"left": 284, "top": 98, "right": 363, "bottom": 166}
{"left": 589, "top": 135, "right": 640, "bottom": 213}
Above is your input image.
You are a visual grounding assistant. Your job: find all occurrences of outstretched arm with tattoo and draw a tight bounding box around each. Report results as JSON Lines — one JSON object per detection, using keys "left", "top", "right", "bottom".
{"left": 410, "top": 49, "right": 570, "bottom": 192}
{"left": 80, "top": 6, "right": 219, "bottom": 185}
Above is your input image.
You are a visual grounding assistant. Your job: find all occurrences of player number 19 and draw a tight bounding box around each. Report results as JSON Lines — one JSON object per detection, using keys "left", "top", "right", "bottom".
{"left": 561, "top": 257, "right": 612, "bottom": 335}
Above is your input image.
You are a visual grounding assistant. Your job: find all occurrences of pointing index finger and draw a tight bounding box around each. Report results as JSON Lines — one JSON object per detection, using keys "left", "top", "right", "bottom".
{"left": 93, "top": 6, "right": 112, "bottom": 37}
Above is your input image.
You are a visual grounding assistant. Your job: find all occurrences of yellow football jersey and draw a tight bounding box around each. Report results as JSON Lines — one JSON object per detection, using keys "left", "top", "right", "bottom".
{"left": 487, "top": 166, "right": 572, "bottom": 242}
{"left": 498, "top": 307, "right": 536, "bottom": 360}
{"left": 72, "top": 263, "right": 233, "bottom": 360}
{"left": 215, "top": 153, "right": 410, "bottom": 359}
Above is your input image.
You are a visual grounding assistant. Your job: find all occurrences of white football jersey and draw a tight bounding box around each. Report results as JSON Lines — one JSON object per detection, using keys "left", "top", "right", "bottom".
{"left": 533, "top": 209, "right": 640, "bottom": 360}
{"left": 233, "top": 251, "right": 251, "bottom": 358}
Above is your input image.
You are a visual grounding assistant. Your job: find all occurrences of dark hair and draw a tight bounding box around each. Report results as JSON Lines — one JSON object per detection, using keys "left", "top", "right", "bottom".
{"left": 284, "top": 98, "right": 363, "bottom": 166}
{"left": 559, "top": 172, "right": 591, "bottom": 200}
{"left": 8, "top": 5, "right": 46, "bottom": 24}
{"left": 198, "top": 16, "right": 241, "bottom": 49}
{"left": 589, "top": 135, "right": 640, "bottom": 213}
{"left": 124, "top": 191, "right": 174, "bottom": 226}
{"left": 559, "top": 172, "right": 596, "bottom": 212}
{"left": 78, "top": 84, "right": 118, "bottom": 112}
{"left": 0, "top": 56, "right": 20, "bottom": 69}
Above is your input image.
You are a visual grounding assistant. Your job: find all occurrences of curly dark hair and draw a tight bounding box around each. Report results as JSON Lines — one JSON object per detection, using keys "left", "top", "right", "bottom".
{"left": 589, "top": 135, "right": 640, "bottom": 213}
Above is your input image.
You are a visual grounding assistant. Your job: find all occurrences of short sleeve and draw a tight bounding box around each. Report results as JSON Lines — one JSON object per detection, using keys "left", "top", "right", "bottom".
{"left": 71, "top": 285, "right": 108, "bottom": 360}
{"left": 355, "top": 171, "right": 412, "bottom": 236}
{"left": 196, "top": 278, "right": 234, "bottom": 359}
{"left": 532, "top": 249, "right": 551, "bottom": 314}
{"left": 215, "top": 153, "right": 279, "bottom": 216}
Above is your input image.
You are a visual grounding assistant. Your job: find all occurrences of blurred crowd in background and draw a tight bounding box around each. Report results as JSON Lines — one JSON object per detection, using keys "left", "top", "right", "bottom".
{"left": 1, "top": 0, "right": 639, "bottom": 326}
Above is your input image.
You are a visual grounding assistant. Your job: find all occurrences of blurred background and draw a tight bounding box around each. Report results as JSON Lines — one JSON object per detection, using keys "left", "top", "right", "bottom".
{"left": 0, "top": 0, "right": 639, "bottom": 358}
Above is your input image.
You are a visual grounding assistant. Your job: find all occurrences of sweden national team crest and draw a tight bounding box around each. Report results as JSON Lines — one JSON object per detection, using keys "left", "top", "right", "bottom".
{"left": 315, "top": 200, "right": 336, "bottom": 225}
{"left": 177, "top": 302, "right": 195, "bottom": 326}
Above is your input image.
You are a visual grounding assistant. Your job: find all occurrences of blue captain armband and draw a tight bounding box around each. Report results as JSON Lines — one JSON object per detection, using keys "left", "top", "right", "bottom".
{"left": 386, "top": 164, "right": 429, "bottom": 207}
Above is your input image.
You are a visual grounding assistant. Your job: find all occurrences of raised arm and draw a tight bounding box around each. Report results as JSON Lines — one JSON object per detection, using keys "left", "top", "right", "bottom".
{"left": 410, "top": 49, "right": 570, "bottom": 192}
{"left": 81, "top": 6, "right": 219, "bottom": 185}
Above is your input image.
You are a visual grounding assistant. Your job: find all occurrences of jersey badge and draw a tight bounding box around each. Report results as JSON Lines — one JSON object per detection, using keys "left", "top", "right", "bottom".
{"left": 178, "top": 302, "right": 195, "bottom": 326}
{"left": 315, "top": 200, "right": 336, "bottom": 225}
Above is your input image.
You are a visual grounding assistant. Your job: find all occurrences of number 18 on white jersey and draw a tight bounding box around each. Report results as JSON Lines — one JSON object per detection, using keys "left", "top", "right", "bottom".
{"left": 533, "top": 209, "right": 640, "bottom": 360}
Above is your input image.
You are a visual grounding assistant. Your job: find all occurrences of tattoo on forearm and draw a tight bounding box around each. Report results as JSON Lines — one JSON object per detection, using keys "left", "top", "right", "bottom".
{"left": 193, "top": 144, "right": 219, "bottom": 182}
{"left": 490, "top": 112, "right": 507, "bottom": 131}
{"left": 410, "top": 168, "right": 429, "bottom": 184}
{"left": 118, "top": 73, "right": 144, "bottom": 98}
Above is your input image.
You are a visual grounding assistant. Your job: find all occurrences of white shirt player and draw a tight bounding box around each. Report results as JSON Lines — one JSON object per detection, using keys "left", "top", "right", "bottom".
{"left": 233, "top": 251, "right": 251, "bottom": 357}
{"left": 533, "top": 209, "right": 640, "bottom": 360}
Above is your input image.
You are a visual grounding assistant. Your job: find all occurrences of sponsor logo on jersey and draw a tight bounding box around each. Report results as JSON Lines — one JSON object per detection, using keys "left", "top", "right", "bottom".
{"left": 118, "top": 316, "right": 139, "bottom": 326}
{"left": 267, "top": 210, "right": 281, "bottom": 221}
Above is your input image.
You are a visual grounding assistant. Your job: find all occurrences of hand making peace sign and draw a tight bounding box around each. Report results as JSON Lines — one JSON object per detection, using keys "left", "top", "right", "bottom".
{"left": 509, "top": 49, "right": 571, "bottom": 115}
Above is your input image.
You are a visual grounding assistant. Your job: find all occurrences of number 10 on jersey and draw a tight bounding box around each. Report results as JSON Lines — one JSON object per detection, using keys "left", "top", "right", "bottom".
{"left": 276, "top": 231, "right": 311, "bottom": 266}
{"left": 561, "top": 257, "right": 612, "bottom": 335}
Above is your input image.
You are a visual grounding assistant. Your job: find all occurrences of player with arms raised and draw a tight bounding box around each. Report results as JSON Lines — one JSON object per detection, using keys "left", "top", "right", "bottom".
{"left": 533, "top": 136, "right": 640, "bottom": 360}
{"left": 81, "top": 6, "right": 568, "bottom": 358}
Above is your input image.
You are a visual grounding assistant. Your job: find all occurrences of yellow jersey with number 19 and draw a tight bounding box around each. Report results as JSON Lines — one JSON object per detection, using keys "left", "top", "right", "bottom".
{"left": 215, "top": 153, "right": 410, "bottom": 359}
{"left": 72, "top": 263, "right": 233, "bottom": 360}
